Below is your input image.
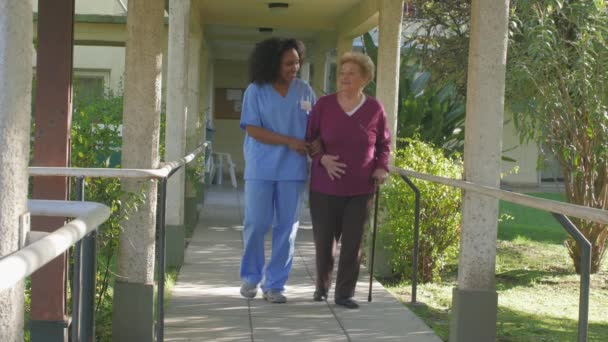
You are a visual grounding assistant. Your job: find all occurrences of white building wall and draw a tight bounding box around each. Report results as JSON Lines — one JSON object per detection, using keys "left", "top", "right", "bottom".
{"left": 33, "top": 0, "right": 127, "bottom": 16}
{"left": 74, "top": 46, "right": 126, "bottom": 92}
{"left": 33, "top": 1, "right": 128, "bottom": 93}
{"left": 33, "top": 46, "right": 126, "bottom": 94}
{"left": 501, "top": 111, "right": 539, "bottom": 186}
{"left": 212, "top": 59, "right": 248, "bottom": 174}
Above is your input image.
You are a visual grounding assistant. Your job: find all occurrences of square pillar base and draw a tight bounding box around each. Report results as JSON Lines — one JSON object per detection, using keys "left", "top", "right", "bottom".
{"left": 449, "top": 287, "right": 498, "bottom": 342}
{"left": 112, "top": 281, "right": 154, "bottom": 342}
{"left": 184, "top": 196, "right": 199, "bottom": 230}
{"left": 166, "top": 225, "right": 186, "bottom": 268}
{"left": 30, "top": 319, "right": 68, "bottom": 342}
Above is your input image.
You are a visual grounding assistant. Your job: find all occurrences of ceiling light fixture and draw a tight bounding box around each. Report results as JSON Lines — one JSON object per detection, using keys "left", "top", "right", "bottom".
{"left": 258, "top": 27, "right": 274, "bottom": 33}
{"left": 268, "top": 2, "right": 289, "bottom": 13}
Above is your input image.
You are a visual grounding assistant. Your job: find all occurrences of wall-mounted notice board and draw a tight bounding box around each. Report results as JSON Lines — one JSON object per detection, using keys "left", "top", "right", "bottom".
{"left": 214, "top": 88, "right": 245, "bottom": 120}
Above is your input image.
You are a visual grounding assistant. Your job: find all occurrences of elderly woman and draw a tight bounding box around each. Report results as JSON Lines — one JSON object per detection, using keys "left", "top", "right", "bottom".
{"left": 239, "top": 38, "right": 317, "bottom": 303}
{"left": 306, "top": 52, "right": 390, "bottom": 309}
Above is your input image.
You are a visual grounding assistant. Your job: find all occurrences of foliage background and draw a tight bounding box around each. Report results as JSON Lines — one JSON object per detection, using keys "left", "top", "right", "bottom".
{"left": 377, "top": 138, "right": 462, "bottom": 282}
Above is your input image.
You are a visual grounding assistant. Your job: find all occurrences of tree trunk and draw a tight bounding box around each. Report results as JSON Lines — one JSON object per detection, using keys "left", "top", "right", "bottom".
{"left": 565, "top": 221, "right": 608, "bottom": 274}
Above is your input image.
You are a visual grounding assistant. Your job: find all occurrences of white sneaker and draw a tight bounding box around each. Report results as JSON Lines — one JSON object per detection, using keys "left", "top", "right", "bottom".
{"left": 240, "top": 282, "right": 257, "bottom": 299}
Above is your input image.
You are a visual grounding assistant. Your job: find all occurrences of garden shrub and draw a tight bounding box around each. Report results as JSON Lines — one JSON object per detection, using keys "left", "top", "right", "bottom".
{"left": 70, "top": 87, "right": 204, "bottom": 340}
{"left": 70, "top": 90, "right": 147, "bottom": 340}
{"left": 378, "top": 138, "right": 463, "bottom": 283}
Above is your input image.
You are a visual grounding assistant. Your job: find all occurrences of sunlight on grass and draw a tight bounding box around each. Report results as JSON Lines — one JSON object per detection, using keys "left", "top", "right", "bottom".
{"left": 163, "top": 268, "right": 179, "bottom": 306}
{"left": 383, "top": 192, "right": 608, "bottom": 341}
{"left": 511, "top": 235, "right": 532, "bottom": 244}
{"left": 500, "top": 281, "right": 608, "bottom": 324}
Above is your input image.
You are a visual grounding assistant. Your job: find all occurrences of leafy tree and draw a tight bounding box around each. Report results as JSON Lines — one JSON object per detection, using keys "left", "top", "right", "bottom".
{"left": 401, "top": 0, "right": 471, "bottom": 94}
{"left": 401, "top": 0, "right": 608, "bottom": 272}
{"left": 362, "top": 33, "right": 465, "bottom": 153}
{"left": 507, "top": 0, "right": 608, "bottom": 273}
{"left": 396, "top": 58, "right": 465, "bottom": 152}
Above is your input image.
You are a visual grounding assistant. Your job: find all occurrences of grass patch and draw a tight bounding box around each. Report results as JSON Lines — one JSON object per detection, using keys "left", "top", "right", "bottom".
{"left": 384, "top": 192, "right": 608, "bottom": 341}
{"left": 498, "top": 192, "right": 567, "bottom": 244}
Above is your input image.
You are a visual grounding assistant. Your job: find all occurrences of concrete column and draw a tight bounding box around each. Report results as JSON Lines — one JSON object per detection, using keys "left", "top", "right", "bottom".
{"left": 202, "top": 54, "right": 215, "bottom": 143}
{"left": 449, "top": 1, "right": 510, "bottom": 341}
{"left": 311, "top": 39, "right": 329, "bottom": 95}
{"left": 313, "top": 36, "right": 334, "bottom": 96}
{"left": 112, "top": 0, "right": 164, "bottom": 340}
{"left": 164, "top": 0, "right": 191, "bottom": 268}
{"left": 336, "top": 36, "right": 353, "bottom": 91}
{"left": 375, "top": 0, "right": 404, "bottom": 156}
{"left": 336, "top": 36, "right": 353, "bottom": 60}
{"left": 323, "top": 54, "right": 332, "bottom": 95}
{"left": 198, "top": 44, "right": 211, "bottom": 144}
{"left": 186, "top": 25, "right": 202, "bottom": 153}
{"left": 0, "top": 2, "right": 32, "bottom": 341}
{"left": 300, "top": 62, "right": 311, "bottom": 83}
{"left": 184, "top": 9, "right": 202, "bottom": 236}
{"left": 198, "top": 53, "right": 214, "bottom": 186}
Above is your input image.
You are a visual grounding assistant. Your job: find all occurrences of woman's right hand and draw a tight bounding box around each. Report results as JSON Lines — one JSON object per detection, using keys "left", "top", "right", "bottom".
{"left": 287, "top": 138, "right": 308, "bottom": 155}
{"left": 320, "top": 154, "right": 347, "bottom": 180}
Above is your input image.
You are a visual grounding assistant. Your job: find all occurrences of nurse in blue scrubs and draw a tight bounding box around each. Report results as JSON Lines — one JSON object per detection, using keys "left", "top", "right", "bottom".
{"left": 239, "top": 38, "right": 317, "bottom": 303}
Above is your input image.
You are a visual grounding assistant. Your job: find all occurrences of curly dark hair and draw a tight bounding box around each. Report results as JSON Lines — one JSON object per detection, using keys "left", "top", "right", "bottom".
{"left": 249, "top": 38, "right": 305, "bottom": 84}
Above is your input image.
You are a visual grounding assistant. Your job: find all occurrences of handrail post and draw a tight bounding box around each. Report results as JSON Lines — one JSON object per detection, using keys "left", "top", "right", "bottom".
{"left": 400, "top": 175, "right": 420, "bottom": 304}
{"left": 71, "top": 220, "right": 82, "bottom": 341}
{"left": 551, "top": 213, "right": 590, "bottom": 342}
{"left": 19, "top": 144, "right": 207, "bottom": 342}
{"left": 77, "top": 176, "right": 96, "bottom": 342}
{"left": 71, "top": 176, "right": 85, "bottom": 341}
{"left": 80, "top": 231, "right": 96, "bottom": 342}
{"left": 156, "top": 178, "right": 168, "bottom": 342}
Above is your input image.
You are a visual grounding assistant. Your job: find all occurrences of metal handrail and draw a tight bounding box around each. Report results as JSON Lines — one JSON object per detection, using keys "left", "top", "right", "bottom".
{"left": 0, "top": 200, "right": 111, "bottom": 290}
{"left": 383, "top": 165, "right": 605, "bottom": 342}
{"left": 399, "top": 174, "right": 420, "bottom": 304}
{"left": 552, "top": 213, "right": 591, "bottom": 342}
{"left": 26, "top": 142, "right": 208, "bottom": 342}
{"left": 29, "top": 144, "right": 206, "bottom": 179}
{"left": 390, "top": 166, "right": 608, "bottom": 225}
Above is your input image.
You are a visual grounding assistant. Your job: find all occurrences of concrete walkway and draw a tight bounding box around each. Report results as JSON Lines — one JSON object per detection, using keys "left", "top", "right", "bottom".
{"left": 165, "top": 185, "right": 442, "bottom": 342}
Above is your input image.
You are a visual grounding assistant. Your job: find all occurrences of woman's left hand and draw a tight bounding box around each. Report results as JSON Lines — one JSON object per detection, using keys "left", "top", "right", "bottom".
{"left": 372, "top": 168, "right": 388, "bottom": 186}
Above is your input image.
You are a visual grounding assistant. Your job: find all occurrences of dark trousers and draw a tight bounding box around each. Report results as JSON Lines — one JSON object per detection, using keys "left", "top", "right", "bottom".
{"left": 309, "top": 191, "right": 373, "bottom": 299}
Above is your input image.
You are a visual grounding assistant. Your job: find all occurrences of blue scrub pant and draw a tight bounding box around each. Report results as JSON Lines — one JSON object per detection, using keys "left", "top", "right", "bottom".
{"left": 240, "top": 180, "right": 305, "bottom": 292}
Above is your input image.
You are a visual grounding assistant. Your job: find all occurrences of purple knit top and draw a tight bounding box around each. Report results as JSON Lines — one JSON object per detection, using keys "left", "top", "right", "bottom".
{"left": 306, "top": 94, "right": 391, "bottom": 196}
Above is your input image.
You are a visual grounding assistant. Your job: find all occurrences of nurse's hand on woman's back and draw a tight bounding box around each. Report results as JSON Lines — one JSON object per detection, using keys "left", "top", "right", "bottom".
{"left": 287, "top": 138, "right": 308, "bottom": 155}
{"left": 307, "top": 137, "right": 322, "bottom": 157}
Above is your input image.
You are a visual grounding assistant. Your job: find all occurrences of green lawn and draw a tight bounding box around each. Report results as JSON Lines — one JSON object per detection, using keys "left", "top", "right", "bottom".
{"left": 497, "top": 192, "right": 567, "bottom": 244}
{"left": 384, "top": 192, "right": 608, "bottom": 341}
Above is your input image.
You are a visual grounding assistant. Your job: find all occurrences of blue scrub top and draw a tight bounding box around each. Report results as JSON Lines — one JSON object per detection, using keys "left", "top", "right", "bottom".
{"left": 240, "top": 79, "right": 316, "bottom": 181}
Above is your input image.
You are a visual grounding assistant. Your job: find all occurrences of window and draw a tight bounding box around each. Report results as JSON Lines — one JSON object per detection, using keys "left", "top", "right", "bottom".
{"left": 73, "top": 76, "right": 104, "bottom": 105}
{"left": 72, "top": 69, "right": 110, "bottom": 106}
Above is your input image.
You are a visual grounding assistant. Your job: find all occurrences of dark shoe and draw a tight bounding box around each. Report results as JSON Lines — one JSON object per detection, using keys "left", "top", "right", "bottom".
{"left": 313, "top": 289, "right": 327, "bottom": 302}
{"left": 335, "top": 297, "right": 359, "bottom": 309}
